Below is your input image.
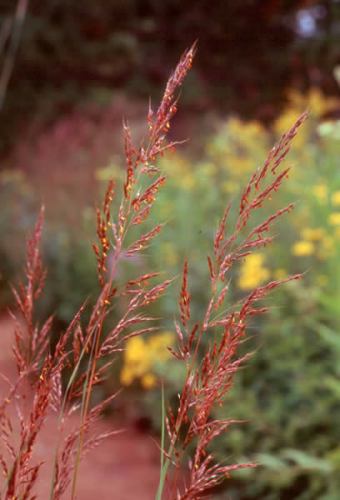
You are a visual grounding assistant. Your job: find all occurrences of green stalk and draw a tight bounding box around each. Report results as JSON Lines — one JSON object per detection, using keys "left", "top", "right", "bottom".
{"left": 155, "top": 383, "right": 168, "bottom": 500}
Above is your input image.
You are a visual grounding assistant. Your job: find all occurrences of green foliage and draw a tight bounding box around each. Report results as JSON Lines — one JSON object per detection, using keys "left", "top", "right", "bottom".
{"left": 0, "top": 169, "right": 99, "bottom": 326}
{"left": 217, "top": 281, "right": 340, "bottom": 498}
{"left": 0, "top": 170, "right": 36, "bottom": 306}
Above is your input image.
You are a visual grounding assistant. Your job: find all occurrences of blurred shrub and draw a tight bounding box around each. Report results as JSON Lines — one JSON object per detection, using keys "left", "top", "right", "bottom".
{"left": 0, "top": 169, "right": 99, "bottom": 326}
{"left": 2, "top": 0, "right": 340, "bottom": 154}
{"left": 120, "top": 331, "right": 174, "bottom": 389}
{"left": 0, "top": 170, "right": 36, "bottom": 307}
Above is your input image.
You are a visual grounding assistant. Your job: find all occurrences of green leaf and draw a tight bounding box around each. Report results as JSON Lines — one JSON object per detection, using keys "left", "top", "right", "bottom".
{"left": 281, "top": 449, "right": 332, "bottom": 473}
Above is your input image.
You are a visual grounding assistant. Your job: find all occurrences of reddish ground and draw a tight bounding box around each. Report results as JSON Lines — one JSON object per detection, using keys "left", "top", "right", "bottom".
{"left": 0, "top": 315, "right": 160, "bottom": 499}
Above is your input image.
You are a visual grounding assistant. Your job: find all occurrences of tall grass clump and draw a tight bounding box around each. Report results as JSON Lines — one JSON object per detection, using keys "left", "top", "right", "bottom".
{"left": 0, "top": 45, "right": 306, "bottom": 499}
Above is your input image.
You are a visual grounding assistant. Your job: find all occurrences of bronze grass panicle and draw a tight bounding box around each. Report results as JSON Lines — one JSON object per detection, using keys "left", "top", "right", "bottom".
{"left": 0, "top": 43, "right": 306, "bottom": 500}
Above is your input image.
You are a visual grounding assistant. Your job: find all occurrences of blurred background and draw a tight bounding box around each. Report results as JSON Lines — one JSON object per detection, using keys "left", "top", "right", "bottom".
{"left": 1, "top": 1, "right": 340, "bottom": 498}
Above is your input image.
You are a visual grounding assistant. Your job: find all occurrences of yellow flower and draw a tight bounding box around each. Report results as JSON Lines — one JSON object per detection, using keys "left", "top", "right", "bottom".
{"left": 148, "top": 331, "right": 174, "bottom": 362}
{"left": 160, "top": 152, "right": 196, "bottom": 190}
{"left": 329, "top": 212, "right": 340, "bottom": 226}
{"left": 120, "top": 332, "right": 174, "bottom": 387}
{"left": 274, "top": 268, "right": 287, "bottom": 280}
{"left": 227, "top": 154, "right": 254, "bottom": 178}
{"left": 275, "top": 108, "right": 306, "bottom": 148}
{"left": 120, "top": 337, "right": 151, "bottom": 386}
{"left": 316, "top": 275, "right": 328, "bottom": 287}
{"left": 317, "top": 236, "right": 335, "bottom": 259}
{"left": 238, "top": 253, "right": 270, "bottom": 290}
{"left": 313, "top": 184, "right": 328, "bottom": 202}
{"left": 120, "top": 367, "right": 134, "bottom": 386}
{"left": 180, "top": 173, "right": 196, "bottom": 190}
{"left": 221, "top": 180, "right": 239, "bottom": 194}
{"left": 292, "top": 241, "right": 314, "bottom": 256}
{"left": 301, "top": 228, "right": 325, "bottom": 241}
{"left": 308, "top": 88, "right": 329, "bottom": 116}
{"left": 197, "top": 162, "right": 217, "bottom": 178}
{"left": 331, "top": 191, "right": 340, "bottom": 206}
{"left": 141, "top": 373, "right": 157, "bottom": 389}
{"left": 125, "top": 337, "right": 149, "bottom": 365}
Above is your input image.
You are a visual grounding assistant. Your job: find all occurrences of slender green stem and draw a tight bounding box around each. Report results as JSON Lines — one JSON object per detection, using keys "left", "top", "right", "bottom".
{"left": 156, "top": 384, "right": 167, "bottom": 500}
{"left": 160, "top": 383, "right": 165, "bottom": 471}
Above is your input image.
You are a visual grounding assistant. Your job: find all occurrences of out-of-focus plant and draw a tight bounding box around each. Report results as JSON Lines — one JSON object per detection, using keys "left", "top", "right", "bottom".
{"left": 0, "top": 167, "right": 101, "bottom": 326}
{"left": 120, "top": 331, "right": 174, "bottom": 389}
{"left": 0, "top": 169, "right": 36, "bottom": 306}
